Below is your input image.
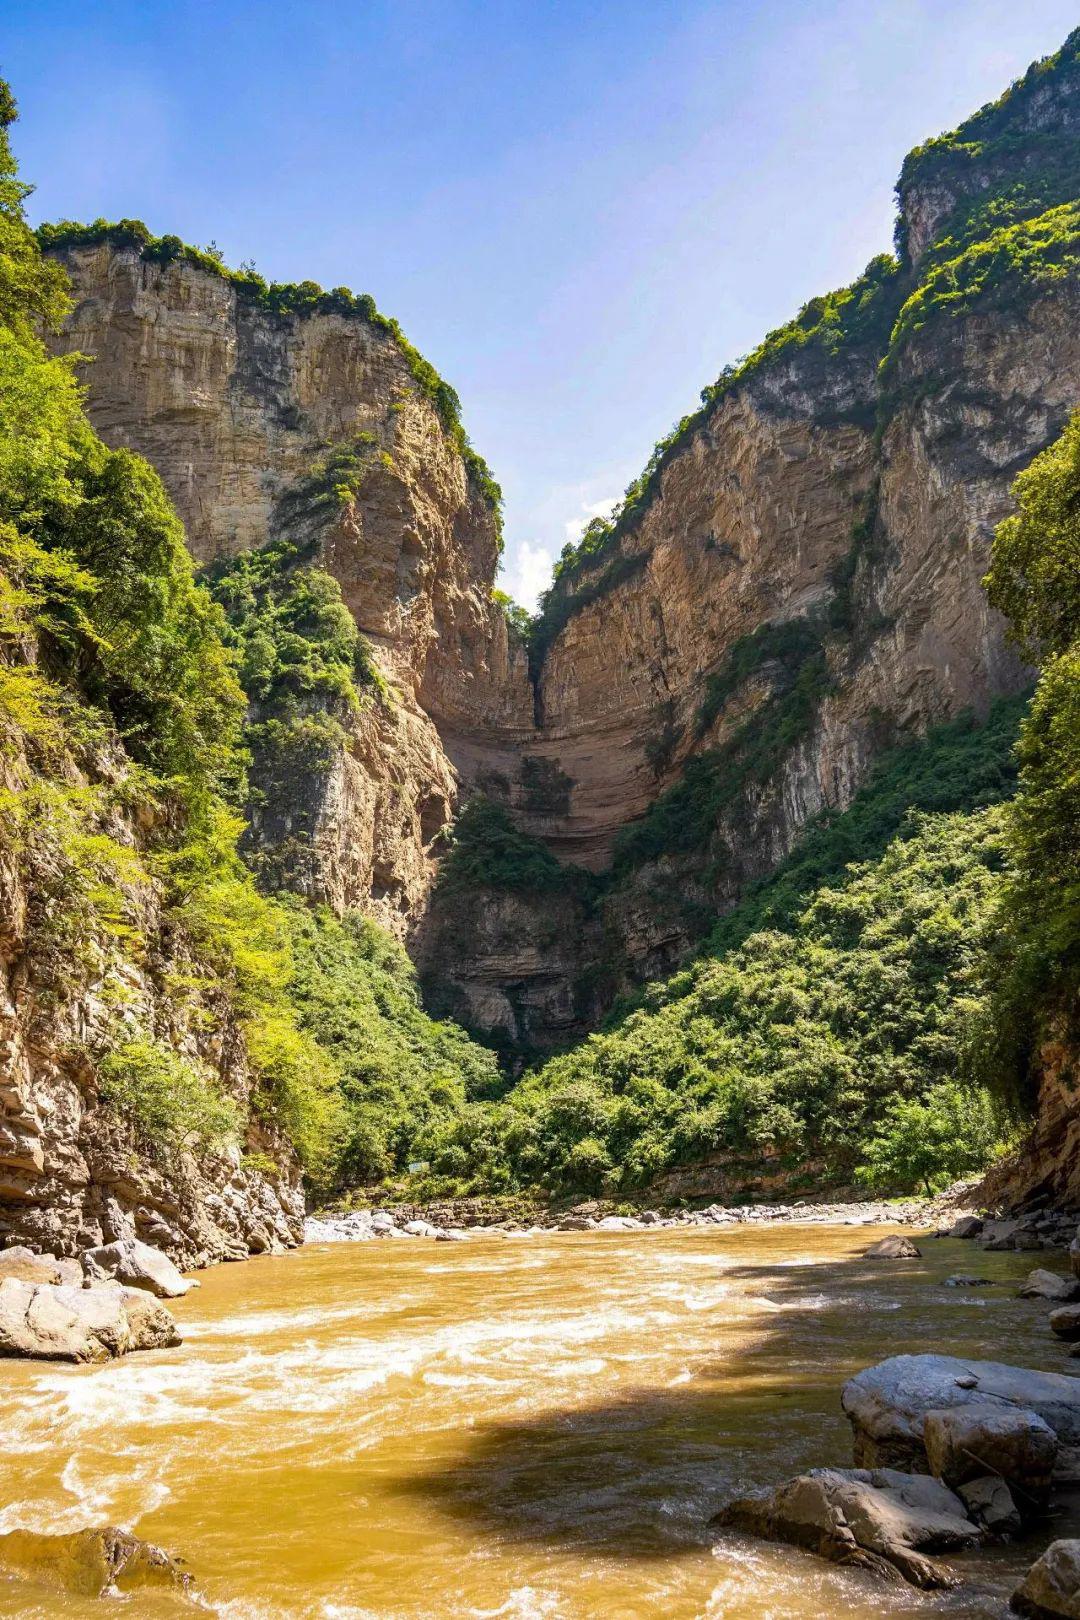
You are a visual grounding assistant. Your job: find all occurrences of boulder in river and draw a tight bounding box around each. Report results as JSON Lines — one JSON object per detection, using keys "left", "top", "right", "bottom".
{"left": 83, "top": 1238, "right": 192, "bottom": 1298}
{"left": 865, "top": 1235, "right": 922, "bottom": 1259}
{"left": 0, "top": 1526, "right": 187, "bottom": 1599}
{"left": 715, "top": 1466, "right": 979, "bottom": 1589}
{"left": 1020, "top": 1270, "right": 1080, "bottom": 1302}
{"left": 842, "top": 1355, "right": 1080, "bottom": 1471}
{"left": 922, "top": 1405, "right": 1057, "bottom": 1508}
{"left": 1050, "top": 1306, "right": 1080, "bottom": 1342}
{"left": 0, "top": 1278, "right": 180, "bottom": 1361}
{"left": 948, "top": 1216, "right": 984, "bottom": 1239}
{"left": 944, "top": 1274, "right": 991, "bottom": 1288}
{"left": 957, "top": 1475, "right": 1021, "bottom": 1536}
{"left": 1012, "top": 1538, "right": 1080, "bottom": 1618}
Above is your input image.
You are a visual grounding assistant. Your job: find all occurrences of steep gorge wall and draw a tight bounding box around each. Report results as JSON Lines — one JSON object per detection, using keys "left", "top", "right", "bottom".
{"left": 46, "top": 241, "right": 534, "bottom": 932}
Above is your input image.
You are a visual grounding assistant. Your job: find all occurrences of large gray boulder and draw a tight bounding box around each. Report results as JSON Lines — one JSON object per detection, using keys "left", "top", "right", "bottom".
{"left": 1050, "top": 1306, "right": 1080, "bottom": 1342}
{"left": 82, "top": 1238, "right": 191, "bottom": 1299}
{"left": 715, "top": 1466, "right": 978, "bottom": 1589}
{"left": 958, "top": 1475, "right": 1021, "bottom": 1536}
{"left": 923, "top": 1405, "right": 1057, "bottom": 1507}
{"left": 842, "top": 1356, "right": 1080, "bottom": 1470}
{"left": 0, "top": 1527, "right": 186, "bottom": 1599}
{"left": 0, "top": 1278, "right": 180, "bottom": 1362}
{"left": 1012, "top": 1539, "right": 1080, "bottom": 1618}
{"left": 949, "top": 1216, "right": 984, "bottom": 1239}
{"left": 1020, "top": 1270, "right": 1080, "bottom": 1302}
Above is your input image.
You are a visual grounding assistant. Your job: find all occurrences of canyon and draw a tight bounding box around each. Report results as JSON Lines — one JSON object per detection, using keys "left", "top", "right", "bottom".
{"left": 42, "top": 70, "right": 1078, "bottom": 1054}
{"left": 2, "top": 28, "right": 1080, "bottom": 1265}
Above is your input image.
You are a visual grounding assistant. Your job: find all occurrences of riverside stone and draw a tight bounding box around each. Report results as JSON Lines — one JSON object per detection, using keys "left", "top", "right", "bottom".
{"left": 0, "top": 1527, "right": 187, "bottom": 1599}
{"left": 866, "top": 1236, "right": 922, "bottom": 1259}
{"left": 0, "top": 1278, "right": 180, "bottom": 1362}
{"left": 715, "top": 1467, "right": 979, "bottom": 1589}
{"left": 949, "top": 1216, "right": 984, "bottom": 1239}
{"left": 842, "top": 1355, "right": 1080, "bottom": 1470}
{"left": 957, "top": 1476, "right": 1021, "bottom": 1536}
{"left": 83, "top": 1238, "right": 192, "bottom": 1299}
{"left": 1012, "top": 1539, "right": 1080, "bottom": 1618}
{"left": 922, "top": 1406, "right": 1057, "bottom": 1505}
{"left": 1020, "top": 1270, "right": 1080, "bottom": 1301}
{"left": 1050, "top": 1307, "right": 1080, "bottom": 1342}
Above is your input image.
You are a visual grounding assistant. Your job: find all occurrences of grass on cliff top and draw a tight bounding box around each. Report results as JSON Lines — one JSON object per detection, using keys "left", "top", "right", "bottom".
{"left": 35, "top": 216, "right": 503, "bottom": 536}
{"left": 898, "top": 26, "right": 1080, "bottom": 193}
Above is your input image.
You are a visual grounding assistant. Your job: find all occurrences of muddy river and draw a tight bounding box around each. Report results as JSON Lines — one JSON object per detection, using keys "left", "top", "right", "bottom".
{"left": 0, "top": 1223, "right": 1070, "bottom": 1617}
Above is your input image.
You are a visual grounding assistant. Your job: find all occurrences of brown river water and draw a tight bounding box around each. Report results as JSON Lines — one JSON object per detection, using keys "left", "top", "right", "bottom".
{"left": 0, "top": 1223, "right": 1073, "bottom": 1619}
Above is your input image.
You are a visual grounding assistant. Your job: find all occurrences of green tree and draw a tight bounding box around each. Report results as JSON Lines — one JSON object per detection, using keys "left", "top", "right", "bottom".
{"left": 855, "top": 1082, "right": 1007, "bottom": 1195}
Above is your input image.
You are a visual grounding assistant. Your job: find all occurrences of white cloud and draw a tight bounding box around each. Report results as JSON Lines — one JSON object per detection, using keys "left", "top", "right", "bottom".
{"left": 563, "top": 495, "right": 618, "bottom": 544}
{"left": 501, "top": 538, "right": 559, "bottom": 613}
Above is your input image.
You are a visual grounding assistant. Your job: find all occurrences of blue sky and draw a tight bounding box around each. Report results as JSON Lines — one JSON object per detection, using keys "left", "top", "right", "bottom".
{"left": 3, "top": 1, "right": 1077, "bottom": 605}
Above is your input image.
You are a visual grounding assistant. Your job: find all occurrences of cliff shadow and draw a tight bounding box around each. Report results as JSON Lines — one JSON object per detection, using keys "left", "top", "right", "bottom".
{"left": 393, "top": 1238, "right": 1041, "bottom": 1561}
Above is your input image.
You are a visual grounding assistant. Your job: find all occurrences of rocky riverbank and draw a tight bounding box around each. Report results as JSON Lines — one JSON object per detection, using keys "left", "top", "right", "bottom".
{"left": 305, "top": 1187, "right": 976, "bottom": 1244}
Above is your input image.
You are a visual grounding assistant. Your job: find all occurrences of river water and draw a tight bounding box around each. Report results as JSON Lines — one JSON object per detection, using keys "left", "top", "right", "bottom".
{"left": 0, "top": 1223, "right": 1072, "bottom": 1618}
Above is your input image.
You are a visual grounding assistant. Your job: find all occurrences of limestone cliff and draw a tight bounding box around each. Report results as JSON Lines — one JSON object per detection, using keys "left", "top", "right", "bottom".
{"left": 44, "top": 237, "right": 533, "bottom": 932}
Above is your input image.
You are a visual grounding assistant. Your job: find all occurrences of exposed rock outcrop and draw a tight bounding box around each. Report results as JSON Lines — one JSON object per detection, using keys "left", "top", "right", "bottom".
{"left": 841, "top": 1354, "right": 1080, "bottom": 1472}
{"left": 715, "top": 1466, "right": 980, "bottom": 1589}
{"left": 0, "top": 1276, "right": 180, "bottom": 1361}
{"left": 0, "top": 1526, "right": 188, "bottom": 1599}
{"left": 43, "top": 241, "right": 533, "bottom": 933}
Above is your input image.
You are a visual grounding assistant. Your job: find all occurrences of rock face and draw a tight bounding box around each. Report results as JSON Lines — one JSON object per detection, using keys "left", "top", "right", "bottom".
{"left": 44, "top": 241, "right": 533, "bottom": 934}
{"left": 0, "top": 763, "right": 305, "bottom": 1265}
{"left": 0, "top": 1277, "right": 180, "bottom": 1361}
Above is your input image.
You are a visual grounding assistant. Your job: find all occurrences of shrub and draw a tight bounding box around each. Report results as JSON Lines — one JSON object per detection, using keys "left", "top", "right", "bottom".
{"left": 855, "top": 1081, "right": 1010, "bottom": 1195}
{"left": 98, "top": 1036, "right": 240, "bottom": 1161}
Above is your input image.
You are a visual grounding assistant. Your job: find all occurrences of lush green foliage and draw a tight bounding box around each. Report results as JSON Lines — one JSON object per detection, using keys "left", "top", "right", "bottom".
{"left": 856, "top": 1081, "right": 1008, "bottom": 1196}
{"left": 886, "top": 203, "right": 1080, "bottom": 360}
{"left": 897, "top": 27, "right": 1080, "bottom": 261}
{"left": 209, "top": 536, "right": 385, "bottom": 841}
{"left": 279, "top": 898, "right": 501, "bottom": 1186}
{"left": 35, "top": 217, "right": 503, "bottom": 534}
{"left": 437, "top": 796, "right": 592, "bottom": 896}
{"left": 98, "top": 1037, "right": 241, "bottom": 1161}
{"left": 413, "top": 806, "right": 1013, "bottom": 1197}
{"left": 976, "top": 410, "right": 1080, "bottom": 1103}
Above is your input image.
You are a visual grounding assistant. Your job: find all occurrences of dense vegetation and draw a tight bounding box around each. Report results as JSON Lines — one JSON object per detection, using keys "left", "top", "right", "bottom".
{"left": 980, "top": 408, "right": 1080, "bottom": 1107}
{"left": 207, "top": 535, "right": 386, "bottom": 886}
{"left": 897, "top": 26, "right": 1080, "bottom": 263}
{"left": 398, "top": 701, "right": 1025, "bottom": 1199}
{"left": 35, "top": 217, "right": 503, "bottom": 532}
